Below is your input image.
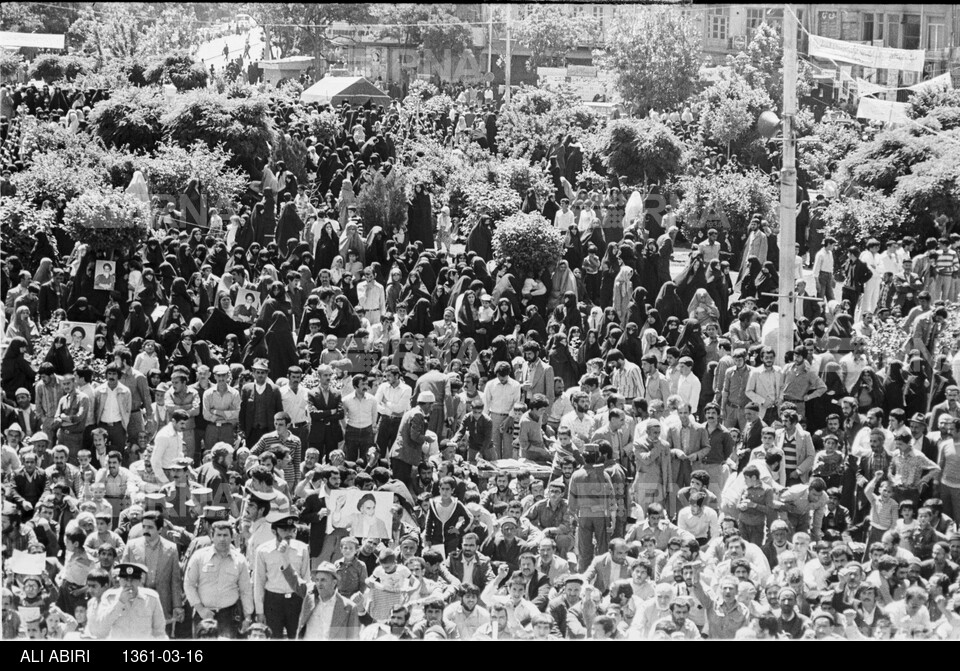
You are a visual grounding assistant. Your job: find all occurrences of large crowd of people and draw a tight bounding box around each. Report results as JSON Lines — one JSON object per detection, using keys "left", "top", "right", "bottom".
{"left": 1, "top": 58, "right": 959, "bottom": 642}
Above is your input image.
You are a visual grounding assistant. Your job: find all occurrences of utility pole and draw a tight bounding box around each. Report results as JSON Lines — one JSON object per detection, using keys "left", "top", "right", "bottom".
{"left": 488, "top": 7, "right": 494, "bottom": 73}
{"left": 777, "top": 4, "right": 798, "bottom": 365}
{"left": 504, "top": 3, "right": 512, "bottom": 102}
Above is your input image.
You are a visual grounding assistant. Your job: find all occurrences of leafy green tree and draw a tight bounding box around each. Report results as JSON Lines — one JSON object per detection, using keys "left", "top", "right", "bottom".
{"left": 144, "top": 53, "right": 208, "bottom": 91}
{"left": 371, "top": 4, "right": 471, "bottom": 57}
{"left": 493, "top": 212, "right": 564, "bottom": 279}
{"left": 161, "top": 91, "right": 276, "bottom": 176}
{"left": 697, "top": 73, "right": 773, "bottom": 154}
{"left": 674, "top": 167, "right": 777, "bottom": 238}
{"left": 513, "top": 6, "right": 599, "bottom": 68}
{"left": 819, "top": 191, "right": 908, "bottom": 248}
{"left": 356, "top": 169, "right": 408, "bottom": 238}
{"left": 595, "top": 6, "right": 702, "bottom": 114}
{"left": 87, "top": 88, "right": 166, "bottom": 152}
{"left": 69, "top": 5, "right": 200, "bottom": 62}
{"left": 247, "top": 3, "right": 373, "bottom": 66}
{"left": 601, "top": 119, "right": 685, "bottom": 186}
{"left": 727, "top": 21, "right": 813, "bottom": 112}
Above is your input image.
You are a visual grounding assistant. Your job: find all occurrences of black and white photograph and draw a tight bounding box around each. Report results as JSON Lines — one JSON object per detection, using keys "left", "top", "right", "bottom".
{"left": 1, "top": 0, "right": 959, "bottom": 647}
{"left": 93, "top": 260, "right": 116, "bottom": 291}
{"left": 56, "top": 320, "right": 97, "bottom": 352}
{"left": 325, "top": 489, "right": 392, "bottom": 539}
{"left": 232, "top": 287, "right": 261, "bottom": 323}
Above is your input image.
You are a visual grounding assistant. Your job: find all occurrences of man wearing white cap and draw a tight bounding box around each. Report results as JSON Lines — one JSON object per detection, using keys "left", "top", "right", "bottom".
{"left": 390, "top": 391, "right": 435, "bottom": 490}
{"left": 88, "top": 562, "right": 167, "bottom": 639}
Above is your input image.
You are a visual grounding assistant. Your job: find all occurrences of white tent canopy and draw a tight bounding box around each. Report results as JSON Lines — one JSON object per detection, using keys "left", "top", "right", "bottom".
{"left": 299, "top": 76, "right": 391, "bottom": 106}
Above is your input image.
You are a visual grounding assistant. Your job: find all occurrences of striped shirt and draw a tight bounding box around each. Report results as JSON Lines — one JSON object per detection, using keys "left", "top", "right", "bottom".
{"left": 865, "top": 486, "right": 899, "bottom": 531}
{"left": 251, "top": 431, "right": 302, "bottom": 491}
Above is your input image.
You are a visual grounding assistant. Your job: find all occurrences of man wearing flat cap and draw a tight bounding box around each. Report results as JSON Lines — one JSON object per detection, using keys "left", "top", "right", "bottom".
{"left": 185, "top": 519, "right": 253, "bottom": 638}
{"left": 295, "top": 561, "right": 360, "bottom": 639}
{"left": 88, "top": 562, "right": 167, "bottom": 639}
{"left": 253, "top": 513, "right": 310, "bottom": 638}
{"left": 240, "top": 359, "right": 283, "bottom": 448}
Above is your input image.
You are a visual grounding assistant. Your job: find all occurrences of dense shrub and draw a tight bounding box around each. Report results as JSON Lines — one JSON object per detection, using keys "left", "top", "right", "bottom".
{"left": 62, "top": 187, "right": 151, "bottom": 252}
{"left": 0, "top": 198, "right": 58, "bottom": 262}
{"left": 144, "top": 52, "right": 208, "bottom": 91}
{"left": 356, "top": 169, "right": 408, "bottom": 238}
{"left": 492, "top": 212, "right": 564, "bottom": 279}
{"left": 161, "top": 90, "right": 276, "bottom": 176}
{"left": 87, "top": 87, "right": 166, "bottom": 152}
{"left": 674, "top": 167, "right": 777, "bottom": 238}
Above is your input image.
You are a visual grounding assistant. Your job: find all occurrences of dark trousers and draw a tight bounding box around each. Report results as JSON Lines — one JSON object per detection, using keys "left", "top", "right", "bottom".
{"left": 310, "top": 421, "right": 342, "bottom": 458}
{"left": 343, "top": 425, "right": 374, "bottom": 462}
{"left": 263, "top": 590, "right": 302, "bottom": 639}
{"left": 193, "top": 601, "right": 242, "bottom": 638}
{"left": 391, "top": 458, "right": 414, "bottom": 491}
{"left": 99, "top": 421, "right": 127, "bottom": 456}
{"left": 246, "top": 426, "right": 268, "bottom": 448}
{"left": 291, "top": 423, "right": 310, "bottom": 469}
{"left": 376, "top": 416, "right": 402, "bottom": 455}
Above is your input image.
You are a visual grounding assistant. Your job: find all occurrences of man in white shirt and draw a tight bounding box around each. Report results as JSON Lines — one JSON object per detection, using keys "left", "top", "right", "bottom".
{"left": 745, "top": 347, "right": 783, "bottom": 424}
{"left": 675, "top": 357, "right": 702, "bottom": 413}
{"left": 341, "top": 374, "right": 378, "bottom": 462}
{"left": 554, "top": 199, "right": 575, "bottom": 231}
{"left": 812, "top": 237, "right": 836, "bottom": 300}
{"left": 281, "top": 366, "right": 312, "bottom": 456}
{"left": 483, "top": 362, "right": 523, "bottom": 459}
{"left": 368, "top": 312, "right": 399, "bottom": 352}
{"left": 299, "top": 561, "right": 361, "bottom": 640}
{"left": 151, "top": 411, "right": 188, "bottom": 485}
{"left": 560, "top": 391, "right": 596, "bottom": 451}
{"left": 374, "top": 365, "right": 412, "bottom": 453}
{"left": 356, "top": 267, "right": 386, "bottom": 325}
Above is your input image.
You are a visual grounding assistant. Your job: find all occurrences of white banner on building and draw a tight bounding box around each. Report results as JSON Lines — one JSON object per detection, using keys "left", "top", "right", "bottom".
{"left": 809, "top": 34, "right": 925, "bottom": 73}
{"left": 856, "top": 96, "right": 911, "bottom": 125}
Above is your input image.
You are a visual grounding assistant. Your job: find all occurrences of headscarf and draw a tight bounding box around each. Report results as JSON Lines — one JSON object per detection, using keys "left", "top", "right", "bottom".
{"left": 33, "top": 257, "right": 54, "bottom": 284}
{"left": 339, "top": 221, "right": 366, "bottom": 264}
{"left": 122, "top": 301, "right": 152, "bottom": 342}
{"left": 687, "top": 288, "right": 720, "bottom": 330}
{"left": 654, "top": 281, "right": 683, "bottom": 324}
{"left": 126, "top": 170, "right": 150, "bottom": 204}
{"left": 263, "top": 311, "right": 298, "bottom": 380}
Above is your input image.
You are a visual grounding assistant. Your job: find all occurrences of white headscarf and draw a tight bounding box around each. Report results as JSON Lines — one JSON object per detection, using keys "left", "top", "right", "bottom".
{"left": 125, "top": 170, "right": 150, "bottom": 205}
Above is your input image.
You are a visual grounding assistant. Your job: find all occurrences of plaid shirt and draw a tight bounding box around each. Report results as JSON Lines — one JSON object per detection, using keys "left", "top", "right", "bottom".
{"left": 889, "top": 449, "right": 939, "bottom": 489}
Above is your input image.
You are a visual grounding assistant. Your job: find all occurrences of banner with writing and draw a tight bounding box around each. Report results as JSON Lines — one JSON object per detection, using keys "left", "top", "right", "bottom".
{"left": 809, "top": 34, "right": 925, "bottom": 72}
{"left": 856, "top": 97, "right": 911, "bottom": 125}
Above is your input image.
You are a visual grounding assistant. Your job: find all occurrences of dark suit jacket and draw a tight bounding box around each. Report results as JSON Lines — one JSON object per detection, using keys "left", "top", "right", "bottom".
{"left": 239, "top": 382, "right": 283, "bottom": 436}
{"left": 299, "top": 491, "right": 328, "bottom": 558}
{"left": 121, "top": 536, "right": 184, "bottom": 618}
{"left": 296, "top": 584, "right": 360, "bottom": 639}
{"left": 583, "top": 552, "right": 635, "bottom": 595}
{"left": 444, "top": 550, "right": 495, "bottom": 592}
{"left": 306, "top": 387, "right": 343, "bottom": 444}
{"left": 10, "top": 469, "right": 48, "bottom": 508}
{"left": 14, "top": 407, "right": 41, "bottom": 437}
{"left": 38, "top": 281, "right": 66, "bottom": 323}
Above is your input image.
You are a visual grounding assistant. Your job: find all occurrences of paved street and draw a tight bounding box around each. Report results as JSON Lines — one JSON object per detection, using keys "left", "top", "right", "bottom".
{"left": 195, "top": 25, "right": 265, "bottom": 69}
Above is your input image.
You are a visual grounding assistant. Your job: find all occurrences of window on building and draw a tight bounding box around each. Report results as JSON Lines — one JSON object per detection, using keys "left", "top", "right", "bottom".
{"left": 593, "top": 4, "right": 604, "bottom": 32}
{"left": 927, "top": 20, "right": 946, "bottom": 50}
{"left": 746, "top": 8, "right": 765, "bottom": 33}
{"left": 708, "top": 6, "right": 728, "bottom": 41}
{"left": 862, "top": 12, "right": 884, "bottom": 42}
{"left": 902, "top": 14, "right": 921, "bottom": 50}
{"left": 886, "top": 14, "right": 900, "bottom": 48}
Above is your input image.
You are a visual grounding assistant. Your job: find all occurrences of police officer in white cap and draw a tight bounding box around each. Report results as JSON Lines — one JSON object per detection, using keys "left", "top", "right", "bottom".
{"left": 88, "top": 562, "right": 167, "bottom": 639}
{"left": 389, "top": 391, "right": 435, "bottom": 490}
